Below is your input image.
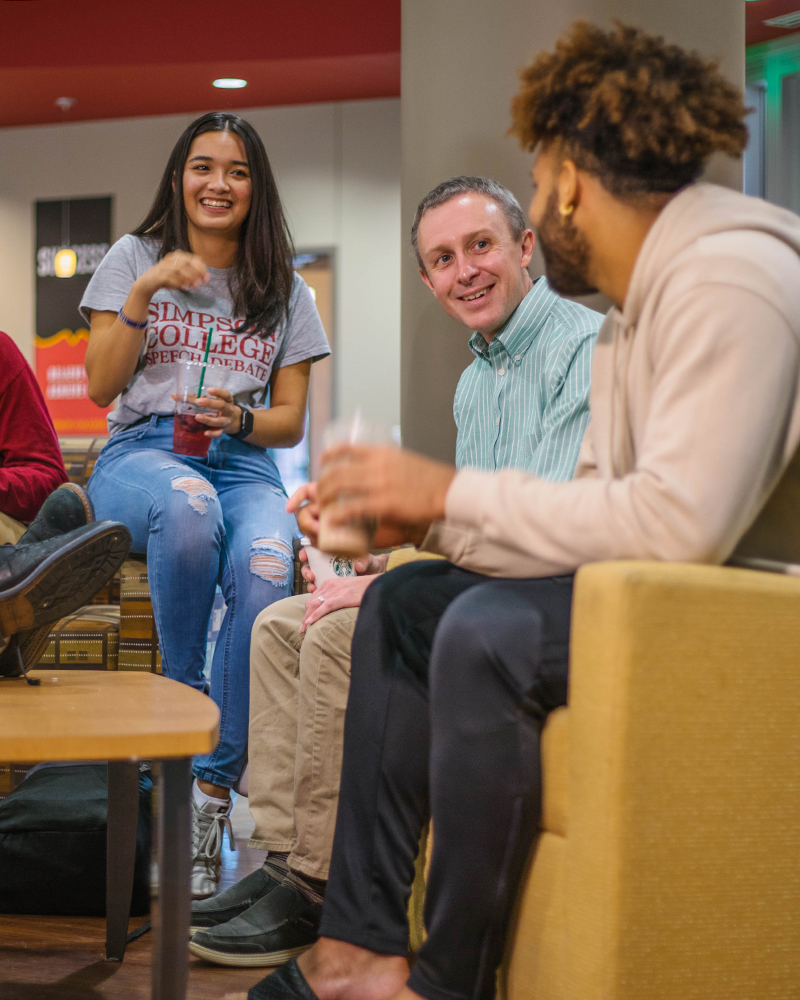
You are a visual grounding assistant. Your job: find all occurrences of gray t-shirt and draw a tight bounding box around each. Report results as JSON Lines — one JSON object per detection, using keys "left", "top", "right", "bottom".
{"left": 80, "top": 234, "right": 330, "bottom": 434}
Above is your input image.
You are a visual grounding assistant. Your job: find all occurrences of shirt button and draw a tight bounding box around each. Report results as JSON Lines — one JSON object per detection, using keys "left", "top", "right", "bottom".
{"left": 498, "top": 368, "right": 505, "bottom": 376}
{"left": 514, "top": 355, "right": 521, "bottom": 362}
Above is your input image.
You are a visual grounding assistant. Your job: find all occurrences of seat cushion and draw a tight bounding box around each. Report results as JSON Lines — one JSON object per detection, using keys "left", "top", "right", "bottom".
{"left": 502, "top": 707, "right": 570, "bottom": 1000}
{"left": 118, "top": 559, "right": 162, "bottom": 673}
{"left": 541, "top": 707, "right": 569, "bottom": 836}
{"left": 39, "top": 604, "right": 120, "bottom": 670}
{"left": 58, "top": 436, "right": 107, "bottom": 488}
{"left": 386, "top": 547, "right": 447, "bottom": 572}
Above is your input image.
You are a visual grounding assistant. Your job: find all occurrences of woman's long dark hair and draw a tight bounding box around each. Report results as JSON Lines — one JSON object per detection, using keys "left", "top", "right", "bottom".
{"left": 132, "top": 112, "right": 295, "bottom": 339}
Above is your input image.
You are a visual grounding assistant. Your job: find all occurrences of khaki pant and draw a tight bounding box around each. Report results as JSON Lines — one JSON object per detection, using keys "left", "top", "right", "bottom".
{"left": 248, "top": 594, "right": 358, "bottom": 880}
{"left": 0, "top": 511, "right": 25, "bottom": 545}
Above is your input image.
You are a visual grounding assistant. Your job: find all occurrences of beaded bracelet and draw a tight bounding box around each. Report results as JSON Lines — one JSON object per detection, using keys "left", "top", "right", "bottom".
{"left": 118, "top": 308, "right": 148, "bottom": 331}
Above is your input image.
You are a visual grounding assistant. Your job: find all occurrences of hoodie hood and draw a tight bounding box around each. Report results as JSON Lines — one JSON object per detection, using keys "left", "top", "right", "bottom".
{"left": 623, "top": 183, "right": 800, "bottom": 338}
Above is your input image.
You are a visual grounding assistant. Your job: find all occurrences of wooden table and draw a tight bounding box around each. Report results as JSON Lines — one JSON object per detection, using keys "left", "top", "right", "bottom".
{"left": 0, "top": 669, "right": 219, "bottom": 1000}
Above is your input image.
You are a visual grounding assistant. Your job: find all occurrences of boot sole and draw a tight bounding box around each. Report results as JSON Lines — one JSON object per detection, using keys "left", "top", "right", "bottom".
{"left": 188, "top": 940, "right": 311, "bottom": 967}
{"left": 0, "top": 524, "right": 131, "bottom": 637}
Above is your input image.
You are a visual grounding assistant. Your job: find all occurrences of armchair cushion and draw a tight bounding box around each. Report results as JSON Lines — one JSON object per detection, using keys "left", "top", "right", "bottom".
{"left": 563, "top": 561, "right": 800, "bottom": 1000}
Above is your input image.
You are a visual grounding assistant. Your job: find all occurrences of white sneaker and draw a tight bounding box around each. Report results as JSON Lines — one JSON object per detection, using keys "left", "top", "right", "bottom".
{"left": 191, "top": 796, "right": 236, "bottom": 899}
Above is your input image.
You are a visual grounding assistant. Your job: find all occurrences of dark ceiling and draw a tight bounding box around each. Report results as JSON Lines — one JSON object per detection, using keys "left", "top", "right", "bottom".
{"left": 0, "top": 0, "right": 401, "bottom": 129}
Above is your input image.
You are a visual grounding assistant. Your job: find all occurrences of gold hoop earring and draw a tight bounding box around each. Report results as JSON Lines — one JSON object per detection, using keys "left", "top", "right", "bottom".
{"left": 559, "top": 203, "right": 574, "bottom": 218}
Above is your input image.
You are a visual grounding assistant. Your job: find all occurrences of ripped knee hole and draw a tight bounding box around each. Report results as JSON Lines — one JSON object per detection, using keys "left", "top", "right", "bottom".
{"left": 250, "top": 537, "right": 292, "bottom": 586}
{"left": 170, "top": 476, "right": 217, "bottom": 514}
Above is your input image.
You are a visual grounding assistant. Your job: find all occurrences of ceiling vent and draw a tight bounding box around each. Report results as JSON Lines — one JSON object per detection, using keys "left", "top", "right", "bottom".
{"left": 764, "top": 10, "right": 800, "bottom": 27}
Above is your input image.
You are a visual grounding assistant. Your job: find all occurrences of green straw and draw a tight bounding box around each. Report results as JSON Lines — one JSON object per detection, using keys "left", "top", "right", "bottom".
{"left": 195, "top": 327, "right": 213, "bottom": 401}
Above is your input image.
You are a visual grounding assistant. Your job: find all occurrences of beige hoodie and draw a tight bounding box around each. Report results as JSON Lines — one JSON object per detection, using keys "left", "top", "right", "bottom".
{"left": 423, "top": 183, "right": 800, "bottom": 577}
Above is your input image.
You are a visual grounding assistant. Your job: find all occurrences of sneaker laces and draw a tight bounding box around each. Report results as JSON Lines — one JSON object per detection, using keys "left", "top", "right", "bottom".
{"left": 192, "top": 801, "right": 236, "bottom": 872}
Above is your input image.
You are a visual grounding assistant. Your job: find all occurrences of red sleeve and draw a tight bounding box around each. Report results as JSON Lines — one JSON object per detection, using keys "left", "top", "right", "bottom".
{"left": 0, "top": 350, "right": 68, "bottom": 522}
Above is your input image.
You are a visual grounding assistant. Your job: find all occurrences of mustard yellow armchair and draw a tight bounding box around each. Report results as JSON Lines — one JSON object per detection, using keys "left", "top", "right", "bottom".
{"left": 410, "top": 561, "right": 800, "bottom": 1000}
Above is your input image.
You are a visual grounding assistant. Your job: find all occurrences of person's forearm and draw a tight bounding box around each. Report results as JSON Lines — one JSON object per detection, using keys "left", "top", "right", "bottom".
{"left": 85, "top": 281, "right": 154, "bottom": 406}
{"left": 244, "top": 403, "right": 306, "bottom": 449}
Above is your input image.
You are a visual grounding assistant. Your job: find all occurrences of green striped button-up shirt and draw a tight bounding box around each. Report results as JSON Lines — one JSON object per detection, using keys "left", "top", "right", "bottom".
{"left": 454, "top": 277, "right": 601, "bottom": 480}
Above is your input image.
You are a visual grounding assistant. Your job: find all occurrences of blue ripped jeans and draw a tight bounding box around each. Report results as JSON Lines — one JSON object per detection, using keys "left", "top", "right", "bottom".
{"left": 87, "top": 415, "right": 297, "bottom": 788}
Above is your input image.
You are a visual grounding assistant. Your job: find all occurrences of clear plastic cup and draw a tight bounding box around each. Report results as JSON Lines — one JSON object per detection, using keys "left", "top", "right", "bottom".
{"left": 173, "top": 360, "right": 231, "bottom": 458}
{"left": 317, "top": 412, "right": 395, "bottom": 558}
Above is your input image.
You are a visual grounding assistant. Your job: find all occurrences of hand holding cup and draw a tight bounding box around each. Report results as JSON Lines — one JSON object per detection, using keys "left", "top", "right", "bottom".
{"left": 316, "top": 414, "right": 395, "bottom": 557}
{"left": 317, "top": 443, "right": 457, "bottom": 550}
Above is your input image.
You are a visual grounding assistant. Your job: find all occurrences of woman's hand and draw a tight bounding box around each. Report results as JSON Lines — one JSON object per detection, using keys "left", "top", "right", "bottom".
{"left": 180, "top": 387, "right": 242, "bottom": 438}
{"left": 135, "top": 250, "right": 209, "bottom": 298}
{"left": 299, "top": 574, "right": 380, "bottom": 633}
{"left": 86, "top": 251, "right": 211, "bottom": 407}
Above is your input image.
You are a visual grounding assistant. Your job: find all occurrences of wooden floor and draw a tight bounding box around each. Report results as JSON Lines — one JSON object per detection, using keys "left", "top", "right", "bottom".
{"left": 0, "top": 798, "right": 276, "bottom": 1000}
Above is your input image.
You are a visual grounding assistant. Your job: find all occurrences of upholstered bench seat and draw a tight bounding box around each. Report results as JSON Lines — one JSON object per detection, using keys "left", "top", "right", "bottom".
{"left": 39, "top": 604, "right": 120, "bottom": 671}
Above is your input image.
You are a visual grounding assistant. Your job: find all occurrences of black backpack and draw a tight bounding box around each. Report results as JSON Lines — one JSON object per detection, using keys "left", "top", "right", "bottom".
{"left": 0, "top": 762, "right": 151, "bottom": 917}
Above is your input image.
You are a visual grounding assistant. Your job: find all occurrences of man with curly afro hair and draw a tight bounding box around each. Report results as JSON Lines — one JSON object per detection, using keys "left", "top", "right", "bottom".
{"left": 250, "top": 22, "right": 800, "bottom": 1000}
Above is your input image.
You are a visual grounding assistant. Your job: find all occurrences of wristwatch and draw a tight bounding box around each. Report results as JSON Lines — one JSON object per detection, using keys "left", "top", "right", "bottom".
{"left": 231, "top": 405, "right": 255, "bottom": 440}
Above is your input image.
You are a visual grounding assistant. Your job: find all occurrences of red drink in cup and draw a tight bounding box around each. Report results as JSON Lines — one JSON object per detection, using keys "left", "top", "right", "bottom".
{"left": 173, "top": 360, "right": 230, "bottom": 458}
{"left": 173, "top": 409, "right": 212, "bottom": 457}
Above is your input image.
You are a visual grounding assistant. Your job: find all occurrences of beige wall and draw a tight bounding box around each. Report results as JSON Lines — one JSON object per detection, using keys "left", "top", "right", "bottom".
{"left": 401, "top": 0, "right": 745, "bottom": 461}
{"left": 0, "top": 98, "right": 401, "bottom": 429}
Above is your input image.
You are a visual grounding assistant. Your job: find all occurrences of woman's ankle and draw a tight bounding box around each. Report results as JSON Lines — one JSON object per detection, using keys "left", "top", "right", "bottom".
{"left": 196, "top": 778, "right": 231, "bottom": 800}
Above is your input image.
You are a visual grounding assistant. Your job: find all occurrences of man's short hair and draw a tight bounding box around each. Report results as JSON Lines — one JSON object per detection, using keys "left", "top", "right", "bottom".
{"left": 411, "top": 176, "right": 526, "bottom": 268}
{"left": 510, "top": 20, "right": 748, "bottom": 197}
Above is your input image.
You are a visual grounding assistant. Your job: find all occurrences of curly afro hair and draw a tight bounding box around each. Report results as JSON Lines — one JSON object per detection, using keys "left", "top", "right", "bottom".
{"left": 510, "top": 20, "right": 749, "bottom": 196}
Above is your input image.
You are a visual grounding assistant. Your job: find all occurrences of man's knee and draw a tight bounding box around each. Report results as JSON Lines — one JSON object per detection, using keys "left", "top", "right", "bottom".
{"left": 302, "top": 607, "right": 359, "bottom": 673}
{"left": 432, "top": 584, "right": 545, "bottom": 706}
{"left": 434, "top": 584, "right": 515, "bottom": 654}
{"left": 252, "top": 594, "right": 306, "bottom": 653}
{"left": 361, "top": 557, "right": 456, "bottom": 620}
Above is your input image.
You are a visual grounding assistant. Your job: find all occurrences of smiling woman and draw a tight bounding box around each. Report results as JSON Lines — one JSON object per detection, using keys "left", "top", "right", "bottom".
{"left": 77, "top": 112, "right": 331, "bottom": 900}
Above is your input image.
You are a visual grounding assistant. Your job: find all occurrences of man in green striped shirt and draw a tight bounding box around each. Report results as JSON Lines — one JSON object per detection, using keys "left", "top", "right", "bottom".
{"left": 413, "top": 176, "right": 602, "bottom": 480}
{"left": 190, "top": 177, "right": 602, "bottom": 969}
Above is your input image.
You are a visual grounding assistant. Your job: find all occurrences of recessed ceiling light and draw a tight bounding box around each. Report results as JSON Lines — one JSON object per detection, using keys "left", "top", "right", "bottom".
{"left": 55, "top": 97, "right": 76, "bottom": 110}
{"left": 213, "top": 78, "right": 247, "bottom": 89}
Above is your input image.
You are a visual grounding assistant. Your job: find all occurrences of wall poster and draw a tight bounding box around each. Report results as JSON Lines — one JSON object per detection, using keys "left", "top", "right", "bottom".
{"left": 35, "top": 197, "right": 112, "bottom": 435}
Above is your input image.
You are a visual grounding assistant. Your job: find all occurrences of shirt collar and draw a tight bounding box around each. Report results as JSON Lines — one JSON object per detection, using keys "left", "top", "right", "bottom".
{"left": 468, "top": 277, "right": 559, "bottom": 365}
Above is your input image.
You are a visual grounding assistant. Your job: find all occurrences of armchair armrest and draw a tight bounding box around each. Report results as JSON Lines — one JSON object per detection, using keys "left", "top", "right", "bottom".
{"left": 567, "top": 562, "right": 800, "bottom": 1000}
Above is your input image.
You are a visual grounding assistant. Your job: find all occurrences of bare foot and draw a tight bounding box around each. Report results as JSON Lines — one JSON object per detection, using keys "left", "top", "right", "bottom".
{"left": 386, "top": 987, "right": 424, "bottom": 1000}
{"left": 297, "top": 937, "right": 410, "bottom": 1000}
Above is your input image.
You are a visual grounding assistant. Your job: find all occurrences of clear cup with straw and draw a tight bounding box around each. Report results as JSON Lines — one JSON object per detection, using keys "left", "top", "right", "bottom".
{"left": 317, "top": 409, "right": 395, "bottom": 557}
{"left": 173, "top": 330, "right": 230, "bottom": 457}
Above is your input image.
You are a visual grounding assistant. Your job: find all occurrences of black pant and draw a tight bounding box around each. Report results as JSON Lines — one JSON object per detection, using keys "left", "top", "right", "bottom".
{"left": 318, "top": 560, "right": 574, "bottom": 1000}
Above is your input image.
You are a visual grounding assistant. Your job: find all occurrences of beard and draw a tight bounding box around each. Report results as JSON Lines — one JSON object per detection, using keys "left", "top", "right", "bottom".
{"left": 536, "top": 190, "right": 598, "bottom": 297}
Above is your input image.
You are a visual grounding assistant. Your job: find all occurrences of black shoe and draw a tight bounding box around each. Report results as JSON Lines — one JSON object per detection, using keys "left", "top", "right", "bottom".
{"left": 189, "top": 880, "right": 321, "bottom": 968}
{"left": 248, "top": 957, "right": 320, "bottom": 1000}
{"left": 0, "top": 522, "right": 131, "bottom": 674}
{"left": 190, "top": 859, "right": 288, "bottom": 934}
{"left": 18, "top": 484, "right": 94, "bottom": 546}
